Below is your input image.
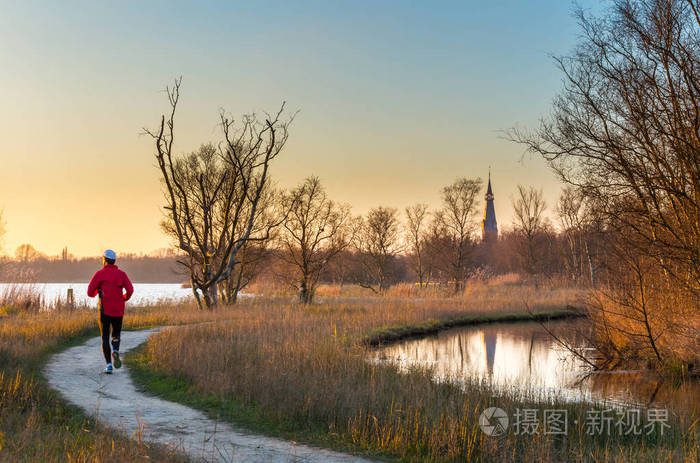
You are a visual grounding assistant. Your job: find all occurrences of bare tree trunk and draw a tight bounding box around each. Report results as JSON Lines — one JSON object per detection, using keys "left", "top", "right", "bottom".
{"left": 585, "top": 240, "right": 595, "bottom": 286}
{"left": 228, "top": 261, "right": 245, "bottom": 303}
{"left": 299, "top": 276, "right": 314, "bottom": 304}
{"left": 634, "top": 265, "right": 663, "bottom": 364}
{"left": 190, "top": 276, "right": 204, "bottom": 311}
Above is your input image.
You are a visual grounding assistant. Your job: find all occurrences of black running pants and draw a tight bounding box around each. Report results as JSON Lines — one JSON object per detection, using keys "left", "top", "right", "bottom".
{"left": 99, "top": 311, "right": 123, "bottom": 364}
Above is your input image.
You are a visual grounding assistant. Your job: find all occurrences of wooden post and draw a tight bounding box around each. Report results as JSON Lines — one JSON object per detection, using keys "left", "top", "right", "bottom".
{"left": 66, "top": 288, "right": 74, "bottom": 309}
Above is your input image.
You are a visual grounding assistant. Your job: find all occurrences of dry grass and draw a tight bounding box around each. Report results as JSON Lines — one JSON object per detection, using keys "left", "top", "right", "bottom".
{"left": 248, "top": 272, "right": 546, "bottom": 300}
{"left": 2, "top": 281, "right": 695, "bottom": 462}
{"left": 0, "top": 300, "right": 238, "bottom": 463}
{"left": 136, "top": 283, "right": 698, "bottom": 462}
{"left": 313, "top": 273, "right": 578, "bottom": 302}
{"left": 0, "top": 284, "right": 47, "bottom": 315}
{"left": 588, "top": 284, "right": 700, "bottom": 371}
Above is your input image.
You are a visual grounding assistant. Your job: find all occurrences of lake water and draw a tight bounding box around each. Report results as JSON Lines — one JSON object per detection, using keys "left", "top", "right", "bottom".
{"left": 375, "top": 320, "right": 700, "bottom": 415}
{"left": 0, "top": 283, "right": 193, "bottom": 307}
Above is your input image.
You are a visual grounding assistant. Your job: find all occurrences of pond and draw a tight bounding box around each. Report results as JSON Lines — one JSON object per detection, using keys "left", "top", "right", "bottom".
{"left": 374, "top": 320, "right": 700, "bottom": 416}
{"left": 0, "top": 283, "right": 193, "bottom": 307}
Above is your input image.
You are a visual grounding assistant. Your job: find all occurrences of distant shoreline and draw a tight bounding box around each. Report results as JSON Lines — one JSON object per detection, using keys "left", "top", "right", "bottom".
{"left": 0, "top": 280, "right": 187, "bottom": 285}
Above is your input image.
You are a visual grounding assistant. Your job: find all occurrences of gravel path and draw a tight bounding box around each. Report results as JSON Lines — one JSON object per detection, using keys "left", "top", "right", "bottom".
{"left": 44, "top": 328, "right": 374, "bottom": 463}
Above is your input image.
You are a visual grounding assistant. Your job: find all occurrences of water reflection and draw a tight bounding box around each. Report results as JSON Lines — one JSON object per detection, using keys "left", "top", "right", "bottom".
{"left": 375, "top": 321, "right": 700, "bottom": 416}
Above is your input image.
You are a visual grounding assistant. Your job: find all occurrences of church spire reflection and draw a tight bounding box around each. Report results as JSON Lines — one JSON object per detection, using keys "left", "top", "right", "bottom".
{"left": 482, "top": 330, "right": 497, "bottom": 376}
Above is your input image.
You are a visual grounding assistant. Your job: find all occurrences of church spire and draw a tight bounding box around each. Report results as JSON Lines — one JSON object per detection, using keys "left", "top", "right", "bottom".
{"left": 482, "top": 169, "right": 498, "bottom": 241}
{"left": 486, "top": 168, "right": 493, "bottom": 197}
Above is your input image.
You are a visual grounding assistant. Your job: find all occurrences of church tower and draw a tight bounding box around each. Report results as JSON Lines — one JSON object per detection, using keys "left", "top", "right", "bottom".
{"left": 482, "top": 170, "right": 498, "bottom": 241}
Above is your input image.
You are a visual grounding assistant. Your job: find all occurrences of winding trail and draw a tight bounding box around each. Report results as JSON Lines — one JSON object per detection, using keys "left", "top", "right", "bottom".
{"left": 45, "top": 328, "right": 374, "bottom": 463}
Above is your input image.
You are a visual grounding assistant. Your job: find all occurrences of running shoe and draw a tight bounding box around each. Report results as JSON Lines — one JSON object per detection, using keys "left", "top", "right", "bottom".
{"left": 112, "top": 351, "right": 122, "bottom": 369}
{"left": 104, "top": 363, "right": 113, "bottom": 374}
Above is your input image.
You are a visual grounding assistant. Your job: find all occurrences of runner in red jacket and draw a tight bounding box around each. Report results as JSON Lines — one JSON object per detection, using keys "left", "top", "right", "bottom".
{"left": 88, "top": 249, "right": 134, "bottom": 374}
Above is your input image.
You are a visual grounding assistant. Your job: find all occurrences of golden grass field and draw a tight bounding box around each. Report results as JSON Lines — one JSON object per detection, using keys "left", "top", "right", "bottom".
{"left": 134, "top": 282, "right": 697, "bottom": 462}
{"left": 1, "top": 279, "right": 698, "bottom": 462}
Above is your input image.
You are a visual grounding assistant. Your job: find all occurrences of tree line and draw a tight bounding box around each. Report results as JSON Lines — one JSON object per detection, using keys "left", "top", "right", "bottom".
{"left": 0, "top": 182, "right": 607, "bottom": 298}
{"left": 0, "top": 247, "right": 184, "bottom": 283}
{"left": 145, "top": 74, "right": 609, "bottom": 310}
{"left": 147, "top": 0, "right": 700, "bottom": 373}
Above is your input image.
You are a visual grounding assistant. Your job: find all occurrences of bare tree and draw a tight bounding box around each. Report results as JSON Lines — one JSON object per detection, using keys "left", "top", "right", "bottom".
{"left": 219, "top": 182, "right": 281, "bottom": 303}
{"left": 405, "top": 203, "right": 430, "bottom": 287}
{"left": 277, "top": 176, "right": 355, "bottom": 304}
{"left": 556, "top": 187, "right": 604, "bottom": 284}
{"left": 146, "top": 78, "right": 293, "bottom": 309}
{"left": 423, "top": 215, "right": 450, "bottom": 286}
{"left": 356, "top": 206, "right": 401, "bottom": 293}
{"left": 512, "top": 185, "right": 547, "bottom": 278}
{"left": 14, "top": 244, "right": 43, "bottom": 262}
{"left": 556, "top": 187, "right": 584, "bottom": 281}
{"left": 587, "top": 236, "right": 669, "bottom": 365}
{"left": 434, "top": 178, "right": 482, "bottom": 293}
{"left": 324, "top": 249, "right": 354, "bottom": 288}
{"left": 509, "top": 0, "right": 700, "bottom": 367}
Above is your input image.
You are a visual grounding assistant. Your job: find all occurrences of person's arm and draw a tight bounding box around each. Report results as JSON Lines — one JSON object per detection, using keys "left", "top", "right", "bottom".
{"left": 123, "top": 273, "right": 134, "bottom": 301}
{"left": 87, "top": 271, "right": 101, "bottom": 298}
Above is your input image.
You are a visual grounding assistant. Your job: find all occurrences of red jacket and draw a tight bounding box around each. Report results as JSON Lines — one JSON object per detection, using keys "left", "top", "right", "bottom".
{"left": 87, "top": 264, "right": 134, "bottom": 317}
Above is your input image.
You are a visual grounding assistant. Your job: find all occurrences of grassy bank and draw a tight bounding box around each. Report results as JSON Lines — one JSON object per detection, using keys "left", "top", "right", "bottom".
{"left": 0, "top": 302, "right": 238, "bottom": 463}
{"left": 364, "top": 307, "right": 582, "bottom": 346}
{"left": 129, "top": 284, "right": 699, "bottom": 462}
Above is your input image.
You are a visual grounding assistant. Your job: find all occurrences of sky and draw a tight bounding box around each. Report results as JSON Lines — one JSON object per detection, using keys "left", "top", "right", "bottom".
{"left": 0, "top": 0, "right": 605, "bottom": 257}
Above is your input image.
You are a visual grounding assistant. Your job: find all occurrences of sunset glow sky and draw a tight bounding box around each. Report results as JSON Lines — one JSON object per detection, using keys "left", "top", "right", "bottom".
{"left": 0, "top": 0, "right": 602, "bottom": 257}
